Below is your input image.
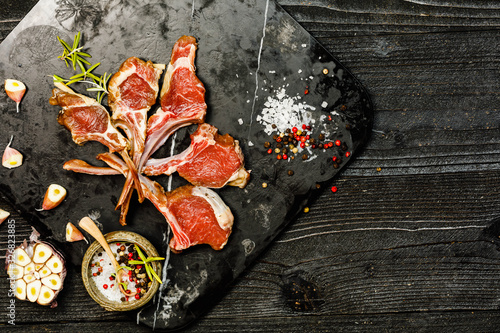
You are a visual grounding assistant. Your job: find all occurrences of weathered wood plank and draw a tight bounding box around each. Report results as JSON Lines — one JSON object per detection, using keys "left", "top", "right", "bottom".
{"left": 1, "top": 0, "right": 500, "bottom": 331}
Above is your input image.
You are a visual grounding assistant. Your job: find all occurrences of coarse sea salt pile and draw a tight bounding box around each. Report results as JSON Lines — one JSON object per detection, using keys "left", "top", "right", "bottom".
{"left": 256, "top": 87, "right": 316, "bottom": 135}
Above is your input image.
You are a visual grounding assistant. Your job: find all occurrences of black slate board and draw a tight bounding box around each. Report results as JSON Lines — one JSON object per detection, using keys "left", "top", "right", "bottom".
{"left": 0, "top": 0, "right": 372, "bottom": 330}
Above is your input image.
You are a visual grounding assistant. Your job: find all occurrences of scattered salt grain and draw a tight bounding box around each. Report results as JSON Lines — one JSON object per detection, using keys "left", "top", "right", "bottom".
{"left": 257, "top": 86, "right": 316, "bottom": 135}
{"left": 321, "top": 101, "right": 328, "bottom": 108}
{"left": 238, "top": 118, "right": 244, "bottom": 125}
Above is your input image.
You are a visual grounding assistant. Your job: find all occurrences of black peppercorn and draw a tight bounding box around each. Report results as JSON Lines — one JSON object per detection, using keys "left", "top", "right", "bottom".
{"left": 333, "top": 162, "right": 339, "bottom": 169}
{"left": 264, "top": 141, "right": 271, "bottom": 148}
{"left": 345, "top": 124, "right": 352, "bottom": 130}
{"left": 287, "top": 170, "right": 294, "bottom": 176}
{"left": 302, "top": 154, "right": 308, "bottom": 160}
{"left": 318, "top": 133, "right": 325, "bottom": 140}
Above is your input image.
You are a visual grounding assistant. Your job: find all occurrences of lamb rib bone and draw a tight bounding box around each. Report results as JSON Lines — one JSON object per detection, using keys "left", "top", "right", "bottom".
{"left": 144, "top": 123, "right": 250, "bottom": 188}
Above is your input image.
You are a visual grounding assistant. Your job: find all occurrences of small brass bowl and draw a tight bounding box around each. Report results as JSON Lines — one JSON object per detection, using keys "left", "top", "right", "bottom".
{"left": 81, "top": 231, "right": 162, "bottom": 311}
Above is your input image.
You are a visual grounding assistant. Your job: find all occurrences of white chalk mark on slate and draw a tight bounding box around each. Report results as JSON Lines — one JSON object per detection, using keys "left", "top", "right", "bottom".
{"left": 247, "top": 0, "right": 270, "bottom": 141}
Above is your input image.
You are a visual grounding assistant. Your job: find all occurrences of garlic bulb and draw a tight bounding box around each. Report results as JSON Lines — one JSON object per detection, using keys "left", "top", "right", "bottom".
{"left": 5, "top": 229, "right": 66, "bottom": 307}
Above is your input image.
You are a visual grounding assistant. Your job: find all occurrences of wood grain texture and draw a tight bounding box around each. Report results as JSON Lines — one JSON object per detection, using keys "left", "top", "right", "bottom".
{"left": 1, "top": 0, "right": 500, "bottom": 331}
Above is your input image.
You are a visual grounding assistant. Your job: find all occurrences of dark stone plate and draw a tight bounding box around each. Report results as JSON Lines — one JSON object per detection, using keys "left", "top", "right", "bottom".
{"left": 0, "top": 0, "right": 372, "bottom": 330}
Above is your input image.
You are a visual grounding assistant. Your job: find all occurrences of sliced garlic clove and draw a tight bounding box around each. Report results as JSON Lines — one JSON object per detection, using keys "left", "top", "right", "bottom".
{"left": 33, "top": 243, "right": 53, "bottom": 264}
{"left": 66, "top": 222, "right": 85, "bottom": 242}
{"left": 27, "top": 280, "right": 41, "bottom": 303}
{"left": 14, "top": 279, "right": 27, "bottom": 301}
{"left": 2, "top": 136, "right": 23, "bottom": 169}
{"left": 45, "top": 255, "right": 63, "bottom": 274}
{"left": 24, "top": 262, "right": 36, "bottom": 275}
{"left": 13, "top": 247, "right": 31, "bottom": 266}
{"left": 41, "top": 273, "right": 62, "bottom": 291}
{"left": 35, "top": 263, "right": 44, "bottom": 271}
{"left": 23, "top": 274, "right": 36, "bottom": 284}
{"left": 37, "top": 285, "right": 56, "bottom": 305}
{"left": 7, "top": 263, "right": 24, "bottom": 280}
{"left": 0, "top": 208, "right": 10, "bottom": 224}
{"left": 38, "top": 265, "right": 52, "bottom": 278}
{"left": 41, "top": 184, "right": 67, "bottom": 210}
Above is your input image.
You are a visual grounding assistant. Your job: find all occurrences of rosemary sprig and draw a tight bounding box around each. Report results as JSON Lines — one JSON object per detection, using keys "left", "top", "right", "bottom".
{"left": 57, "top": 32, "right": 91, "bottom": 71}
{"left": 53, "top": 32, "right": 109, "bottom": 103}
{"left": 128, "top": 244, "right": 164, "bottom": 284}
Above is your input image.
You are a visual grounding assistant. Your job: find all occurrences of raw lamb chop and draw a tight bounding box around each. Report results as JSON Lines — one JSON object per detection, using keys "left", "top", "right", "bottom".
{"left": 73, "top": 153, "right": 234, "bottom": 252}
{"left": 108, "top": 56, "right": 164, "bottom": 160}
{"left": 144, "top": 123, "right": 250, "bottom": 188}
{"left": 139, "top": 35, "right": 207, "bottom": 168}
{"left": 50, "top": 83, "right": 129, "bottom": 152}
{"left": 50, "top": 83, "right": 141, "bottom": 196}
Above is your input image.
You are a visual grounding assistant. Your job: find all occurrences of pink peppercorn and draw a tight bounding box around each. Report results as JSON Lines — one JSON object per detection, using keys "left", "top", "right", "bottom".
{"left": 331, "top": 186, "right": 338, "bottom": 193}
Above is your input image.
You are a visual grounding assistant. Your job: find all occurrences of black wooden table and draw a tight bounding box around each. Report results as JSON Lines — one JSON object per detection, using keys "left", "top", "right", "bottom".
{"left": 1, "top": 0, "right": 500, "bottom": 331}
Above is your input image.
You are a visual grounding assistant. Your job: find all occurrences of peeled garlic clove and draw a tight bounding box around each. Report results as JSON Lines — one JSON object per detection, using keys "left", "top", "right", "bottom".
{"left": 13, "top": 247, "right": 31, "bottom": 266}
{"left": 4, "top": 79, "right": 26, "bottom": 113}
{"left": 46, "top": 255, "right": 63, "bottom": 274}
{"left": 41, "top": 184, "right": 67, "bottom": 210}
{"left": 33, "top": 243, "right": 53, "bottom": 264}
{"left": 41, "top": 274, "right": 62, "bottom": 290}
{"left": 23, "top": 274, "right": 36, "bottom": 284}
{"left": 27, "top": 280, "right": 41, "bottom": 303}
{"left": 2, "top": 136, "right": 23, "bottom": 169}
{"left": 24, "top": 262, "right": 36, "bottom": 275}
{"left": 7, "top": 263, "right": 23, "bottom": 280}
{"left": 38, "top": 265, "right": 52, "bottom": 278}
{"left": 14, "top": 279, "right": 27, "bottom": 301}
{"left": 37, "top": 285, "right": 55, "bottom": 305}
{"left": 66, "top": 222, "right": 85, "bottom": 242}
{"left": 0, "top": 208, "right": 10, "bottom": 224}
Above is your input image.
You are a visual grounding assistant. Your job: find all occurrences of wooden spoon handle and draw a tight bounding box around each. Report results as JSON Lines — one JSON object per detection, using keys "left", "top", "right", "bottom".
{"left": 79, "top": 216, "right": 119, "bottom": 270}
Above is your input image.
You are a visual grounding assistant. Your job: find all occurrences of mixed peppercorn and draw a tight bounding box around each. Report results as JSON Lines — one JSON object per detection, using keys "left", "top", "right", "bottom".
{"left": 264, "top": 123, "right": 351, "bottom": 166}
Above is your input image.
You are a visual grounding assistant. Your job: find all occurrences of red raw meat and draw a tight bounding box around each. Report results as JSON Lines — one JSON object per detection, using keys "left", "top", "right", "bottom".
{"left": 165, "top": 185, "right": 233, "bottom": 252}
{"left": 144, "top": 123, "right": 250, "bottom": 188}
{"left": 50, "top": 83, "right": 129, "bottom": 152}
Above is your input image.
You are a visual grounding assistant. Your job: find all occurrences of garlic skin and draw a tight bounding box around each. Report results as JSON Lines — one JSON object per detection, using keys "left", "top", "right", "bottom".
{"left": 4, "top": 79, "right": 26, "bottom": 113}
{"left": 5, "top": 229, "right": 66, "bottom": 307}
{"left": 2, "top": 136, "right": 23, "bottom": 169}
